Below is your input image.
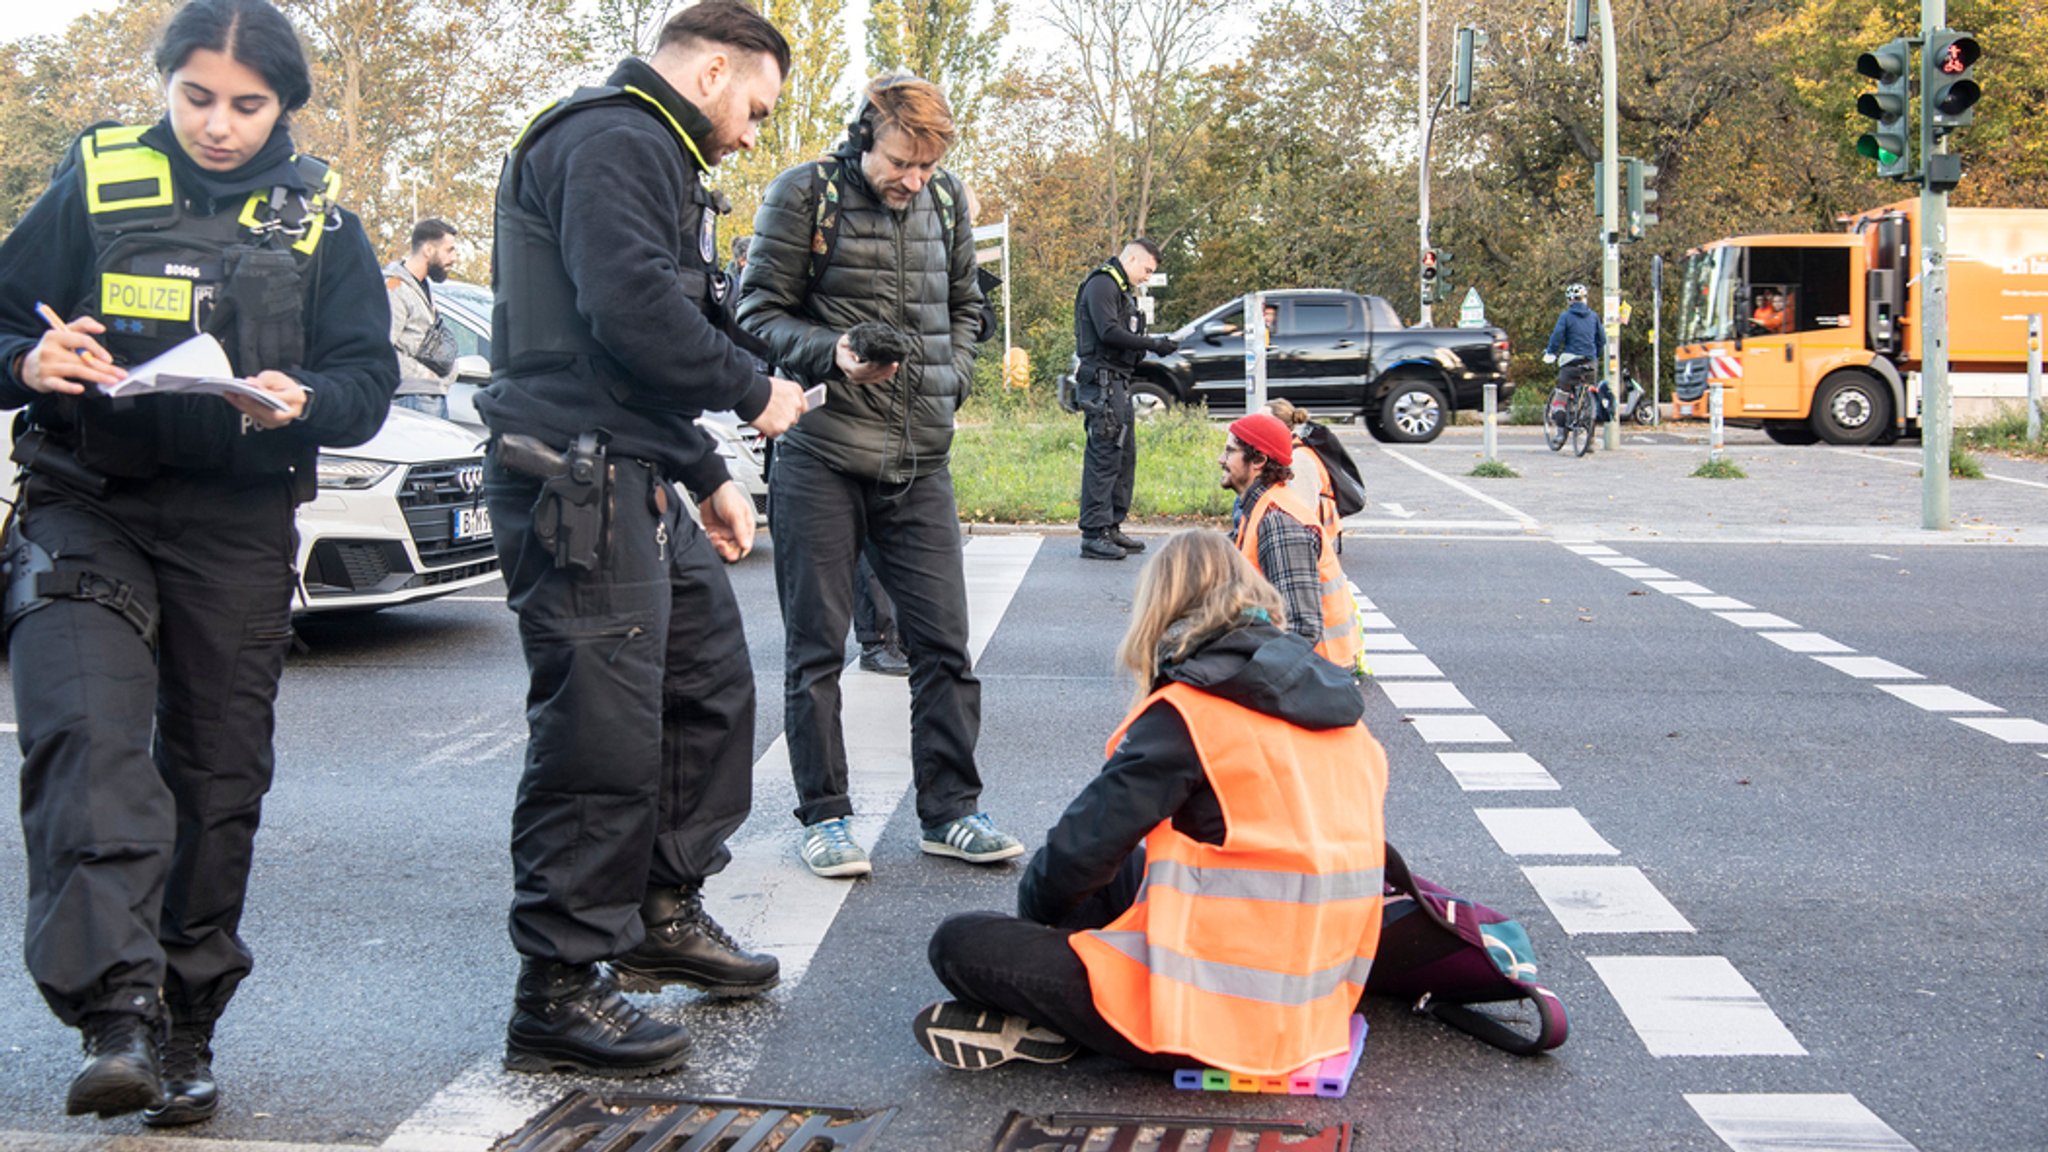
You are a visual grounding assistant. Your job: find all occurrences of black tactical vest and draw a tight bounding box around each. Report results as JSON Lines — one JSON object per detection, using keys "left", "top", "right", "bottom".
{"left": 492, "top": 85, "right": 726, "bottom": 414}
{"left": 35, "top": 124, "right": 336, "bottom": 480}
{"left": 1075, "top": 259, "right": 1142, "bottom": 375}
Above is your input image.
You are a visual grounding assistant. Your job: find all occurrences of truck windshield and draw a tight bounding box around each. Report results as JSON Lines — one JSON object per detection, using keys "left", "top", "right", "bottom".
{"left": 1677, "top": 247, "right": 1742, "bottom": 343}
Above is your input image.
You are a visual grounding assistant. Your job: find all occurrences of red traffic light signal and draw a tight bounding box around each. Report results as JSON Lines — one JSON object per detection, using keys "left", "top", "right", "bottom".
{"left": 1924, "top": 29, "right": 1981, "bottom": 135}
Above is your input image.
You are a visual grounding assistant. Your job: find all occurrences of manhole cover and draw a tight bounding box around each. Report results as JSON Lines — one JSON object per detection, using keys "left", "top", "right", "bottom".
{"left": 989, "top": 1110, "right": 1350, "bottom": 1152}
{"left": 492, "top": 1090, "right": 896, "bottom": 1152}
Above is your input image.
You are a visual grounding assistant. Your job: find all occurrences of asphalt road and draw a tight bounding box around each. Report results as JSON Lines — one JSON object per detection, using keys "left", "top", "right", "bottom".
{"left": 0, "top": 426, "right": 2043, "bottom": 1151}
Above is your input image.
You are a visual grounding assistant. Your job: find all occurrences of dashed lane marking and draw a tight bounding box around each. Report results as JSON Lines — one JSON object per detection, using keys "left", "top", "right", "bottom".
{"left": 1435, "top": 751, "right": 1561, "bottom": 791}
{"left": 1876, "top": 684, "right": 2003, "bottom": 713}
{"left": 1362, "top": 653, "right": 1444, "bottom": 678}
{"left": 1407, "top": 714, "right": 1511, "bottom": 744}
{"left": 1376, "top": 681, "right": 1474, "bottom": 710}
{"left": 1810, "top": 655, "right": 1922, "bottom": 680}
{"left": 1588, "top": 956, "right": 1807, "bottom": 1057}
{"left": 1523, "top": 866, "right": 1696, "bottom": 934}
{"left": 1618, "top": 567, "right": 1679, "bottom": 580}
{"left": 1360, "top": 633, "right": 1417, "bottom": 652}
{"left": 1686, "top": 1093, "right": 1919, "bottom": 1152}
{"left": 1642, "top": 579, "right": 1716, "bottom": 596}
{"left": 1590, "top": 556, "right": 1647, "bottom": 567}
{"left": 1951, "top": 716, "right": 2048, "bottom": 744}
{"left": 1760, "top": 631, "right": 1856, "bottom": 655}
{"left": 1359, "top": 611, "right": 1396, "bottom": 630}
{"left": 1474, "top": 808, "right": 1619, "bottom": 856}
{"left": 380, "top": 535, "right": 1044, "bottom": 1152}
{"left": 1716, "top": 612, "right": 1800, "bottom": 629}
{"left": 1675, "top": 595, "right": 1755, "bottom": 611}
{"left": 1564, "top": 544, "right": 1620, "bottom": 556}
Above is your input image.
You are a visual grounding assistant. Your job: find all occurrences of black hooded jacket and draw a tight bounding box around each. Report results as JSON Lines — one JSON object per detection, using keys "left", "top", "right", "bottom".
{"left": 1017, "top": 620, "right": 1367, "bottom": 927}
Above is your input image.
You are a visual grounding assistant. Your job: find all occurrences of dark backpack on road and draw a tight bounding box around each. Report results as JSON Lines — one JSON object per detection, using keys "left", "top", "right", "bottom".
{"left": 1297, "top": 422, "right": 1366, "bottom": 517}
{"left": 1364, "top": 844, "right": 1569, "bottom": 1056}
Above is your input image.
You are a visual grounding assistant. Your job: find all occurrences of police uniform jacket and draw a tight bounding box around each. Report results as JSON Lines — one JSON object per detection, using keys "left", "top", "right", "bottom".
{"left": 0, "top": 119, "right": 396, "bottom": 456}
{"left": 1074, "top": 256, "right": 1151, "bottom": 380}
{"left": 738, "top": 147, "right": 981, "bottom": 485}
{"left": 477, "top": 58, "right": 773, "bottom": 502}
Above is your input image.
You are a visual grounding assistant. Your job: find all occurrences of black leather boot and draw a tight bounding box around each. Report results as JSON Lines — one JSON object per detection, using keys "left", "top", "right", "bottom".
{"left": 66, "top": 1011, "right": 164, "bottom": 1118}
{"left": 1106, "top": 527, "right": 1147, "bottom": 553}
{"left": 613, "top": 885, "right": 780, "bottom": 998}
{"left": 142, "top": 1019, "right": 217, "bottom": 1127}
{"left": 503, "top": 960, "right": 691, "bottom": 1078}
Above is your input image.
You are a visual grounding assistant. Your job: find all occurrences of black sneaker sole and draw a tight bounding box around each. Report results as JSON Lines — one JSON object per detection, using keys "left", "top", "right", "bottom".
{"left": 502, "top": 1042, "right": 690, "bottom": 1079}
{"left": 612, "top": 966, "right": 780, "bottom": 999}
{"left": 142, "top": 1094, "right": 218, "bottom": 1128}
{"left": 912, "top": 1001, "right": 1079, "bottom": 1071}
{"left": 66, "top": 1073, "right": 164, "bottom": 1118}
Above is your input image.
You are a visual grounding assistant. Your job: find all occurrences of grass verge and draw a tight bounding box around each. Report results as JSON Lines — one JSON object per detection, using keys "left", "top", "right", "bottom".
{"left": 1956, "top": 406, "right": 2047, "bottom": 461}
{"left": 952, "top": 405, "right": 1234, "bottom": 524}
{"left": 1691, "top": 457, "right": 1747, "bottom": 479}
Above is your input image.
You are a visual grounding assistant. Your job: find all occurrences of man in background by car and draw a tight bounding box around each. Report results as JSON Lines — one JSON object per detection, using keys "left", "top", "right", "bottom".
{"left": 740, "top": 74, "right": 1022, "bottom": 880}
{"left": 384, "top": 218, "right": 462, "bottom": 419}
{"left": 475, "top": 0, "right": 806, "bottom": 1079}
{"left": 1072, "top": 238, "right": 1173, "bottom": 561}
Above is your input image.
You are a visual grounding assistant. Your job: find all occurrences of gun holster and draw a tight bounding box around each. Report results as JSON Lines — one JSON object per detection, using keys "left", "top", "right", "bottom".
{"left": 497, "top": 430, "right": 608, "bottom": 573}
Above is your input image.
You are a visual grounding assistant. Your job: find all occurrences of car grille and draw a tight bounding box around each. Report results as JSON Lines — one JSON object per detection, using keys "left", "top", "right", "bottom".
{"left": 399, "top": 460, "right": 498, "bottom": 568}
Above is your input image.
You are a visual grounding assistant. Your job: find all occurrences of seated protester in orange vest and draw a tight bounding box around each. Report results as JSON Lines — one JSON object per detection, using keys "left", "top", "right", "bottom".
{"left": 1222, "top": 412, "right": 1362, "bottom": 669}
{"left": 1265, "top": 398, "right": 1343, "bottom": 546}
{"left": 915, "top": 530, "right": 1388, "bottom": 1073}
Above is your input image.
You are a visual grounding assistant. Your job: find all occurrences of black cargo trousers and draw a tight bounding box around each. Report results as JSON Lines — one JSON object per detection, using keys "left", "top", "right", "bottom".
{"left": 1075, "top": 366, "right": 1136, "bottom": 536}
{"left": 482, "top": 451, "right": 756, "bottom": 964}
{"left": 8, "top": 469, "right": 297, "bottom": 1029}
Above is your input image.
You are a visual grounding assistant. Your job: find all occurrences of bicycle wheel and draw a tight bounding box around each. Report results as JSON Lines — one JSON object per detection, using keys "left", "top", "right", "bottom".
{"left": 1569, "top": 392, "right": 1594, "bottom": 457}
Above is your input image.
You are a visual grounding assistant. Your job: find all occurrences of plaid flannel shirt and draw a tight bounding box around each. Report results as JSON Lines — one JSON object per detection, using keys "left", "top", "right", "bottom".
{"left": 1233, "top": 483, "right": 1324, "bottom": 646}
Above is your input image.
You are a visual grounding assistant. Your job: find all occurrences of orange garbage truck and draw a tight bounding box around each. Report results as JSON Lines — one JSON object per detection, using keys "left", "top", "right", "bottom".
{"left": 1671, "top": 200, "right": 2048, "bottom": 444}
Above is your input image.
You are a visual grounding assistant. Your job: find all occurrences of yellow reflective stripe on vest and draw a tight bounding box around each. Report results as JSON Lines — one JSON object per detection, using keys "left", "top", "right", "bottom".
{"left": 234, "top": 158, "right": 341, "bottom": 256}
{"left": 81, "top": 126, "right": 173, "bottom": 215}
{"left": 1089, "top": 931, "right": 1376, "bottom": 1007}
{"left": 100, "top": 273, "right": 193, "bottom": 322}
{"left": 622, "top": 85, "right": 710, "bottom": 171}
{"left": 1144, "top": 860, "right": 1383, "bottom": 905}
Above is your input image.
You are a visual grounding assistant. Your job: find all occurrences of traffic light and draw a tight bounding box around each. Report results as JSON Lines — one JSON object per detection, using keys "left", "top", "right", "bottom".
{"left": 1625, "top": 157, "right": 1659, "bottom": 240}
{"left": 1420, "top": 248, "right": 1440, "bottom": 305}
{"left": 1856, "top": 39, "right": 1914, "bottom": 181}
{"left": 1923, "top": 29, "right": 1981, "bottom": 135}
{"left": 1454, "top": 28, "right": 1477, "bottom": 110}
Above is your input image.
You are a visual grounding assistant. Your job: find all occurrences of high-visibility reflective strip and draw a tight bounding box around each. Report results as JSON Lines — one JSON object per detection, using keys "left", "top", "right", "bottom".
{"left": 1091, "top": 931, "right": 1374, "bottom": 1007}
{"left": 1144, "top": 860, "right": 1383, "bottom": 906}
{"left": 100, "top": 273, "right": 192, "bottom": 322}
{"left": 622, "top": 86, "right": 711, "bottom": 171}
{"left": 82, "top": 127, "right": 173, "bottom": 214}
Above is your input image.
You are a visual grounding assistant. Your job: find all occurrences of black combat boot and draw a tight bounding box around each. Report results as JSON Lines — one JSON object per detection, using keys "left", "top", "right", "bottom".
{"left": 613, "top": 885, "right": 781, "bottom": 998}
{"left": 66, "top": 1011, "right": 164, "bottom": 1118}
{"left": 1080, "top": 535, "right": 1126, "bottom": 561}
{"left": 1106, "top": 527, "right": 1147, "bottom": 553}
{"left": 142, "top": 1019, "right": 217, "bottom": 1127}
{"left": 503, "top": 960, "right": 691, "bottom": 1078}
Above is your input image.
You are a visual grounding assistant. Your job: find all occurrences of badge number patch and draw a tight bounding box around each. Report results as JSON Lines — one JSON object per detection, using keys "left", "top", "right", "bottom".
{"left": 700, "top": 210, "right": 717, "bottom": 265}
{"left": 101, "top": 273, "right": 193, "bottom": 323}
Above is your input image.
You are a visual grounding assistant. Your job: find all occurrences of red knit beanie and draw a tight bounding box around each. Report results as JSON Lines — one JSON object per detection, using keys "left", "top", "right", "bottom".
{"left": 1228, "top": 413, "right": 1294, "bottom": 466}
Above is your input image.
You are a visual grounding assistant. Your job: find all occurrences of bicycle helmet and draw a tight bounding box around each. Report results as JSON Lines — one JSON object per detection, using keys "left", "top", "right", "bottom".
{"left": 1564, "top": 283, "right": 1589, "bottom": 303}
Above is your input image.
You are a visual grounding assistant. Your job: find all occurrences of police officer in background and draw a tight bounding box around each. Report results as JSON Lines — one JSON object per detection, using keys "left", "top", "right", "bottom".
{"left": 477, "top": 0, "right": 805, "bottom": 1079}
{"left": 0, "top": 0, "right": 397, "bottom": 1124}
{"left": 1073, "top": 238, "right": 1174, "bottom": 561}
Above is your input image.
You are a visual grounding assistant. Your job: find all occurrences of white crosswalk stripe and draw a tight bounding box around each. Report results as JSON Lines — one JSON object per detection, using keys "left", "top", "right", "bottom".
{"left": 1685, "top": 1093, "right": 1919, "bottom": 1152}
{"left": 1588, "top": 956, "right": 1806, "bottom": 1057}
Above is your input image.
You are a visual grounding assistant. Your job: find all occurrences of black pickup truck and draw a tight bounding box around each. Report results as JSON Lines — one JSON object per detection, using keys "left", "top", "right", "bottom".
{"left": 1129, "top": 289, "right": 1514, "bottom": 443}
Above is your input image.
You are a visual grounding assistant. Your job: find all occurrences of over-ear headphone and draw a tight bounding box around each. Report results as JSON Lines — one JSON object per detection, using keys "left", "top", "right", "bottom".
{"left": 845, "top": 73, "right": 925, "bottom": 154}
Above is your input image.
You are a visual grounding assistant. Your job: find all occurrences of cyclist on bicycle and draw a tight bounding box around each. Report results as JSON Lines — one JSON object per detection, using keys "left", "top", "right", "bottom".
{"left": 1542, "top": 283, "right": 1605, "bottom": 388}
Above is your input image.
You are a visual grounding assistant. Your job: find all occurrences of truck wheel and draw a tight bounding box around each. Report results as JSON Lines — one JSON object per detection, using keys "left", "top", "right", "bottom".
{"left": 1378, "top": 379, "right": 1448, "bottom": 443}
{"left": 1130, "top": 381, "right": 1173, "bottom": 421}
{"left": 1810, "top": 372, "right": 1892, "bottom": 446}
{"left": 1763, "top": 424, "right": 1819, "bottom": 445}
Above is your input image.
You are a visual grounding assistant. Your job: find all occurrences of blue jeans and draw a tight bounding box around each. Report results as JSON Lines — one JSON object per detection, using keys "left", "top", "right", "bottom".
{"left": 391, "top": 393, "right": 448, "bottom": 419}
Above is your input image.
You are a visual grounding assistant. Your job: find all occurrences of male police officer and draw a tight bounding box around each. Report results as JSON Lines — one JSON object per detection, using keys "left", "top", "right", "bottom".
{"left": 1073, "top": 239, "right": 1173, "bottom": 560}
{"left": 477, "top": 0, "right": 805, "bottom": 1078}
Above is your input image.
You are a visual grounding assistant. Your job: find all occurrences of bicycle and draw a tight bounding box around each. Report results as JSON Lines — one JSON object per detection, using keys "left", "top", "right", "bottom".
{"left": 1545, "top": 363, "right": 1597, "bottom": 456}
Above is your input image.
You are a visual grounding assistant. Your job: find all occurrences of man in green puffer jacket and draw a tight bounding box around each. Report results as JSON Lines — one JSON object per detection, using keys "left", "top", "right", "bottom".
{"left": 738, "top": 74, "right": 1021, "bottom": 881}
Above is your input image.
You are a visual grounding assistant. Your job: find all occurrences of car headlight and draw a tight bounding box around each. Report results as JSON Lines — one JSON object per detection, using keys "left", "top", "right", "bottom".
{"left": 316, "top": 455, "right": 399, "bottom": 490}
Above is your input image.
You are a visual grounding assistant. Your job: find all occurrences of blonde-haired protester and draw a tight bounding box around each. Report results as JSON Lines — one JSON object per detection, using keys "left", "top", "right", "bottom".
{"left": 1265, "top": 398, "right": 1344, "bottom": 545}
{"left": 915, "top": 530, "right": 1387, "bottom": 1075}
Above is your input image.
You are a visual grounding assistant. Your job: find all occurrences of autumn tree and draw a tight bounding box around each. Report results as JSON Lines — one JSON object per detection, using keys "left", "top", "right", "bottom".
{"left": 865, "top": 0, "right": 1010, "bottom": 151}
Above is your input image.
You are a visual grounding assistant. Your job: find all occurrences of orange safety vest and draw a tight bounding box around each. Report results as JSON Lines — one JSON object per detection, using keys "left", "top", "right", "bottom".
{"left": 1232, "top": 484, "right": 1363, "bottom": 669}
{"left": 1289, "top": 438, "right": 1344, "bottom": 542}
{"left": 1070, "top": 683, "right": 1388, "bottom": 1075}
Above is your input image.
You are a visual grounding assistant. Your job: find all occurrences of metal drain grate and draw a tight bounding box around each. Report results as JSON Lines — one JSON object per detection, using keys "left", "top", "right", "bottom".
{"left": 492, "top": 1091, "right": 897, "bottom": 1152}
{"left": 989, "top": 1111, "right": 1350, "bottom": 1152}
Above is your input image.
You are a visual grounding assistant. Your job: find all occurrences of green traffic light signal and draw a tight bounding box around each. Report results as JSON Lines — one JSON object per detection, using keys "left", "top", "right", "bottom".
{"left": 1856, "top": 39, "right": 1915, "bottom": 181}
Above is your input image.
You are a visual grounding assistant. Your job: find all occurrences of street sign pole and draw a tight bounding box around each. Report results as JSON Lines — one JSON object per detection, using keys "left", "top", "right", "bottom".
{"left": 1245, "top": 293, "right": 1268, "bottom": 413}
{"left": 1599, "top": 0, "right": 1621, "bottom": 451}
{"left": 1921, "top": 0, "right": 1951, "bottom": 529}
{"left": 2028, "top": 314, "right": 2042, "bottom": 443}
{"left": 1651, "top": 254, "right": 1663, "bottom": 420}
{"left": 1417, "top": 0, "right": 1433, "bottom": 326}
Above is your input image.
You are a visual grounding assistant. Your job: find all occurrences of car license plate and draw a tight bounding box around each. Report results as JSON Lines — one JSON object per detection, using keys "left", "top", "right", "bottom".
{"left": 453, "top": 505, "right": 491, "bottom": 540}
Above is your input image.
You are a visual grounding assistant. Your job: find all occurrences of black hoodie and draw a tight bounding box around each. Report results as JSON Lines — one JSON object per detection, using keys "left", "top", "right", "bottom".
{"left": 1017, "top": 620, "right": 1366, "bottom": 927}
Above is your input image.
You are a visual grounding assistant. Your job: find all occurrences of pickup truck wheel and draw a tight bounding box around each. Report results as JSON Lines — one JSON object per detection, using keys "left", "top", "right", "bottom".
{"left": 1130, "top": 381, "right": 1173, "bottom": 421}
{"left": 1810, "top": 372, "right": 1891, "bottom": 446}
{"left": 1378, "top": 379, "right": 1448, "bottom": 443}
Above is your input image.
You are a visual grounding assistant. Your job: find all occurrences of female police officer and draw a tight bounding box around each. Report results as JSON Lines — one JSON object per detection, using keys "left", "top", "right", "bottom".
{"left": 0, "top": 0, "right": 395, "bottom": 1125}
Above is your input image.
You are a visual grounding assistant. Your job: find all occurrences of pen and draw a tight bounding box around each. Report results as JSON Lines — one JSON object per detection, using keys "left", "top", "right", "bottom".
{"left": 33, "top": 301, "right": 97, "bottom": 363}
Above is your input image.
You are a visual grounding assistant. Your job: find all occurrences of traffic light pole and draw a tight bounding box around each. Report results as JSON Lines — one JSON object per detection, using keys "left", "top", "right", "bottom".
{"left": 1599, "top": 0, "right": 1621, "bottom": 450}
{"left": 1920, "top": 0, "right": 1951, "bottom": 529}
{"left": 1418, "top": 0, "right": 1432, "bottom": 326}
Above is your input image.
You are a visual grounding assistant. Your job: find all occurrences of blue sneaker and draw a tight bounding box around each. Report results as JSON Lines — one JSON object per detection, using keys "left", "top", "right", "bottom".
{"left": 799, "top": 817, "right": 872, "bottom": 878}
{"left": 919, "top": 812, "right": 1024, "bottom": 864}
